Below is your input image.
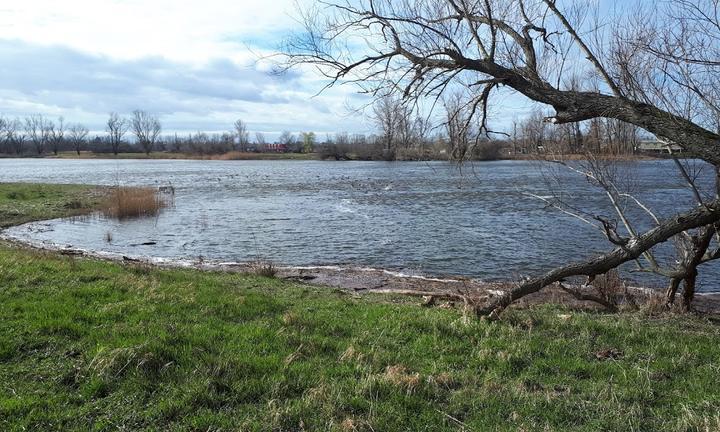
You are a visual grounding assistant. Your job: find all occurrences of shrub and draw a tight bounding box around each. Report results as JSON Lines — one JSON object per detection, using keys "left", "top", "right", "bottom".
{"left": 472, "top": 141, "right": 503, "bottom": 161}
{"left": 252, "top": 260, "right": 277, "bottom": 278}
{"left": 318, "top": 143, "right": 351, "bottom": 160}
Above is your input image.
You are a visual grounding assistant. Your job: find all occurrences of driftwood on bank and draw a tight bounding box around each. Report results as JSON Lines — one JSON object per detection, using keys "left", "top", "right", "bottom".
{"left": 557, "top": 282, "right": 617, "bottom": 312}
{"left": 370, "top": 288, "right": 490, "bottom": 308}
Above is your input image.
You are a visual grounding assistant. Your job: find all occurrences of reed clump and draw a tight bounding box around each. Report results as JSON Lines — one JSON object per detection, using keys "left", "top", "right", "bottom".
{"left": 103, "top": 187, "right": 168, "bottom": 220}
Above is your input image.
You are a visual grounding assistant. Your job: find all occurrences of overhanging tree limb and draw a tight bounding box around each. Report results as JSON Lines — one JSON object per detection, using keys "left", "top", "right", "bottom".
{"left": 476, "top": 198, "right": 720, "bottom": 316}
{"left": 284, "top": 0, "right": 720, "bottom": 165}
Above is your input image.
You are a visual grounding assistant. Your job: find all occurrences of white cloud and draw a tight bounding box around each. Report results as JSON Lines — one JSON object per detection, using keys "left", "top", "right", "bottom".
{"left": 0, "top": 39, "right": 371, "bottom": 137}
{"left": 0, "top": 0, "right": 528, "bottom": 137}
{"left": 0, "top": 0, "right": 379, "bottom": 137}
{"left": 0, "top": 0, "right": 302, "bottom": 62}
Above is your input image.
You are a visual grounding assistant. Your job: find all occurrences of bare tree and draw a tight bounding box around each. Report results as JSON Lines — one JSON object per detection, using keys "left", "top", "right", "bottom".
{"left": 0, "top": 116, "right": 7, "bottom": 154}
{"left": 106, "top": 113, "right": 128, "bottom": 156}
{"left": 5, "top": 119, "right": 24, "bottom": 155}
{"left": 50, "top": 116, "right": 65, "bottom": 155}
{"left": 444, "top": 92, "right": 476, "bottom": 161}
{"left": 219, "top": 132, "right": 234, "bottom": 153}
{"left": 168, "top": 133, "right": 183, "bottom": 153}
{"left": 277, "top": 131, "right": 297, "bottom": 152}
{"left": 234, "top": 119, "right": 250, "bottom": 152}
{"left": 521, "top": 109, "right": 549, "bottom": 154}
{"left": 68, "top": 124, "right": 89, "bottom": 156}
{"left": 372, "top": 95, "right": 404, "bottom": 160}
{"left": 555, "top": 76, "right": 585, "bottom": 154}
{"left": 285, "top": 0, "right": 720, "bottom": 315}
{"left": 24, "top": 114, "right": 52, "bottom": 155}
{"left": 255, "top": 132, "right": 267, "bottom": 148}
{"left": 191, "top": 132, "right": 210, "bottom": 155}
{"left": 555, "top": 121, "right": 583, "bottom": 154}
{"left": 131, "top": 110, "right": 162, "bottom": 155}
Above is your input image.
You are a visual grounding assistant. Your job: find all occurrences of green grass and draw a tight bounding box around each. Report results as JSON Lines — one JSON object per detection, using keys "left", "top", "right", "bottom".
{"left": 0, "top": 183, "right": 108, "bottom": 228}
{"left": 1, "top": 182, "right": 719, "bottom": 431}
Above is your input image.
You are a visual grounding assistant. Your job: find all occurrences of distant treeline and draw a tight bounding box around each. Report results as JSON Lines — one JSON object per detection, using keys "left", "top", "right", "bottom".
{"left": 0, "top": 98, "right": 650, "bottom": 161}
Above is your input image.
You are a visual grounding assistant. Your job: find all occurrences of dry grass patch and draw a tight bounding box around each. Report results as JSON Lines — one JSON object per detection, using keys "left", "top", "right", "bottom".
{"left": 427, "top": 372, "right": 457, "bottom": 389}
{"left": 340, "top": 417, "right": 357, "bottom": 431}
{"left": 339, "top": 345, "right": 364, "bottom": 363}
{"left": 102, "top": 187, "right": 169, "bottom": 220}
{"left": 382, "top": 365, "right": 421, "bottom": 394}
{"left": 213, "top": 151, "right": 257, "bottom": 160}
{"left": 252, "top": 260, "right": 277, "bottom": 278}
{"left": 282, "top": 311, "right": 299, "bottom": 326}
{"left": 88, "top": 343, "right": 173, "bottom": 381}
{"left": 640, "top": 290, "right": 672, "bottom": 315}
{"left": 284, "top": 344, "right": 304, "bottom": 366}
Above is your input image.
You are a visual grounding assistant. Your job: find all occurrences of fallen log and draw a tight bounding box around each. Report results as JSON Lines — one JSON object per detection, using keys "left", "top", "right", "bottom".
{"left": 557, "top": 282, "right": 617, "bottom": 312}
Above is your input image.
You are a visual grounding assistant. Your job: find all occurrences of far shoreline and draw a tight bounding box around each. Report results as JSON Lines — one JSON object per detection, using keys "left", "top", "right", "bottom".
{"left": 0, "top": 150, "right": 669, "bottom": 162}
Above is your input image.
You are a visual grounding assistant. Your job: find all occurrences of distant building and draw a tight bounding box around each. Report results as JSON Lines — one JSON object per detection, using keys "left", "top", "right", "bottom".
{"left": 264, "top": 143, "right": 288, "bottom": 153}
{"left": 636, "top": 140, "right": 683, "bottom": 154}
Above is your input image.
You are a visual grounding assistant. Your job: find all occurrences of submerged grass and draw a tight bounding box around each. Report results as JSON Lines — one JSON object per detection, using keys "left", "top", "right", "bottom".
{"left": 0, "top": 183, "right": 168, "bottom": 225}
{"left": 1, "top": 182, "right": 719, "bottom": 430}
{"left": 0, "top": 183, "right": 108, "bottom": 228}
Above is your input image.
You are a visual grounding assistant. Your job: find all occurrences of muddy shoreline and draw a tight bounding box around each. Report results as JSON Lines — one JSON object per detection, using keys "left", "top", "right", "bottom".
{"left": 4, "top": 224, "right": 720, "bottom": 316}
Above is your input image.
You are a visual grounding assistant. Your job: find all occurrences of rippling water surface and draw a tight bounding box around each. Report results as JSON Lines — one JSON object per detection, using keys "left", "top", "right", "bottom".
{"left": 1, "top": 158, "right": 718, "bottom": 291}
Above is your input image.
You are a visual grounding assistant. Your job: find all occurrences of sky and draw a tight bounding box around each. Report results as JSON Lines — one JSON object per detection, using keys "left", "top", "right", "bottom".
{"left": 0, "top": 0, "right": 534, "bottom": 140}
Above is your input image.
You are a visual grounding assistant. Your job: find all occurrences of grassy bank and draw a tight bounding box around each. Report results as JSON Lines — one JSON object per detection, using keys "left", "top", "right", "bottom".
{"left": 0, "top": 183, "right": 108, "bottom": 228}
{"left": 1, "top": 183, "right": 720, "bottom": 431}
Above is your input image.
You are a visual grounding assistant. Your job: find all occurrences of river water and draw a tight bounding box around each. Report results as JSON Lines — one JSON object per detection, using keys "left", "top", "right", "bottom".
{"left": 1, "top": 158, "right": 718, "bottom": 292}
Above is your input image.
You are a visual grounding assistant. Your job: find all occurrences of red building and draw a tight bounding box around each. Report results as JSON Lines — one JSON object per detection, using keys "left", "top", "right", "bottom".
{"left": 263, "top": 143, "right": 288, "bottom": 153}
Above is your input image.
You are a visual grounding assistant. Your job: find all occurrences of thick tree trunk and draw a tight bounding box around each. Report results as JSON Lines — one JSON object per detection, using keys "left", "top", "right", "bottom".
{"left": 682, "top": 269, "right": 698, "bottom": 312}
{"left": 681, "top": 226, "right": 716, "bottom": 310}
{"left": 428, "top": 56, "right": 720, "bottom": 165}
{"left": 665, "top": 277, "right": 682, "bottom": 306}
